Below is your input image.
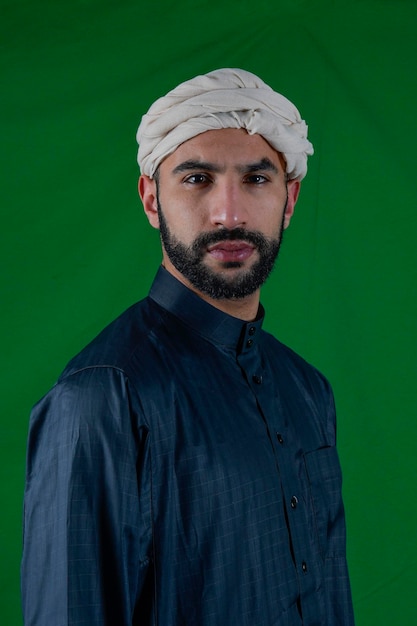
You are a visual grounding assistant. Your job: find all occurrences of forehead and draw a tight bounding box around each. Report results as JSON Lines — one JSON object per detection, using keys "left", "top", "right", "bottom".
{"left": 161, "top": 128, "right": 285, "bottom": 172}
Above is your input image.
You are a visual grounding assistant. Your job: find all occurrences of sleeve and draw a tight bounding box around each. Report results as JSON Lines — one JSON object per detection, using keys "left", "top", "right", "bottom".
{"left": 21, "top": 366, "right": 153, "bottom": 626}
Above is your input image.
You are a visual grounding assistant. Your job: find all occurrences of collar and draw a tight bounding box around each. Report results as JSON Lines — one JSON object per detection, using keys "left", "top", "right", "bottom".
{"left": 148, "top": 266, "right": 265, "bottom": 355}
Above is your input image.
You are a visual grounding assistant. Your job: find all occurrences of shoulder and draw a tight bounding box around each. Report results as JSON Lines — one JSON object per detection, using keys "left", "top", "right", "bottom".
{"left": 29, "top": 297, "right": 161, "bottom": 434}
{"left": 261, "top": 329, "right": 332, "bottom": 393}
{"left": 60, "top": 296, "right": 165, "bottom": 380}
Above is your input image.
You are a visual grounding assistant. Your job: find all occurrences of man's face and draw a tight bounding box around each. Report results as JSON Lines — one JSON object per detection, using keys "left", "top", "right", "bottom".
{"left": 140, "top": 128, "right": 299, "bottom": 301}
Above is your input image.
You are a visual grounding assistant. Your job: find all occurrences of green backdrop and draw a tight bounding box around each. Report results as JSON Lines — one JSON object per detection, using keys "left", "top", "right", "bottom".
{"left": 2, "top": 1, "right": 416, "bottom": 623}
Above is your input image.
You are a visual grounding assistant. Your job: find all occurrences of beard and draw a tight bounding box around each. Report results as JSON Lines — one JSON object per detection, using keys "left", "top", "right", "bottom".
{"left": 156, "top": 193, "right": 287, "bottom": 301}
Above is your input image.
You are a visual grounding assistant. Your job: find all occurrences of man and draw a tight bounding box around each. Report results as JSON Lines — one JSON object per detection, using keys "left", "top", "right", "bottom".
{"left": 21, "top": 68, "right": 355, "bottom": 625}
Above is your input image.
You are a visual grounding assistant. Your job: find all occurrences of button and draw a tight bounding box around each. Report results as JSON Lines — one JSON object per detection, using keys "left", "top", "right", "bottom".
{"left": 301, "top": 561, "right": 307, "bottom": 573}
{"left": 248, "top": 326, "right": 256, "bottom": 336}
{"left": 277, "top": 433, "right": 284, "bottom": 444}
{"left": 290, "top": 495, "right": 298, "bottom": 509}
{"left": 246, "top": 339, "right": 254, "bottom": 348}
{"left": 252, "top": 375, "right": 262, "bottom": 384}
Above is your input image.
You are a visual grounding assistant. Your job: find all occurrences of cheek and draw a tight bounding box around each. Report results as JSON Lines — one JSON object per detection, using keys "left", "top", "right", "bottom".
{"left": 165, "top": 211, "right": 204, "bottom": 244}
{"left": 163, "top": 201, "right": 208, "bottom": 239}
{"left": 255, "top": 205, "right": 286, "bottom": 237}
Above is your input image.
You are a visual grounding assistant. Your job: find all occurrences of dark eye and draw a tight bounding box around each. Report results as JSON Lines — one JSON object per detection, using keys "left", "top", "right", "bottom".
{"left": 184, "top": 173, "right": 211, "bottom": 184}
{"left": 244, "top": 174, "right": 269, "bottom": 184}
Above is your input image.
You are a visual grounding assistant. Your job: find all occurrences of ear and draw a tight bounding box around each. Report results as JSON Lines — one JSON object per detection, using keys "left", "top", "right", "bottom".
{"left": 283, "top": 179, "right": 301, "bottom": 229}
{"left": 138, "top": 175, "right": 160, "bottom": 229}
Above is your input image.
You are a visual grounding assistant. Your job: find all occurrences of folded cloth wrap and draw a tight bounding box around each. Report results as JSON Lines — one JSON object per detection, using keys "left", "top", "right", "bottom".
{"left": 136, "top": 68, "right": 313, "bottom": 181}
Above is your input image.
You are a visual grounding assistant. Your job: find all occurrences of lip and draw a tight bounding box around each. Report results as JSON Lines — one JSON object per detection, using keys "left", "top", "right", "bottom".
{"left": 207, "top": 240, "right": 255, "bottom": 263}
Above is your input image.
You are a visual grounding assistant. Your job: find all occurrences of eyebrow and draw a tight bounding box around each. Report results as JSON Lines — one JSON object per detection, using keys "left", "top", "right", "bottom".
{"left": 236, "top": 158, "right": 279, "bottom": 175}
{"left": 171, "top": 157, "right": 280, "bottom": 176}
{"left": 172, "top": 160, "right": 223, "bottom": 175}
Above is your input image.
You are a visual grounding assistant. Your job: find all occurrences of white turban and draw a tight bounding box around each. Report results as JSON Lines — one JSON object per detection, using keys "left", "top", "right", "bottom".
{"left": 136, "top": 68, "right": 313, "bottom": 181}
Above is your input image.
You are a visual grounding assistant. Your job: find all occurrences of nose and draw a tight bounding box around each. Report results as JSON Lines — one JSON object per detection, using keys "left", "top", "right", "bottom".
{"left": 209, "top": 180, "right": 248, "bottom": 229}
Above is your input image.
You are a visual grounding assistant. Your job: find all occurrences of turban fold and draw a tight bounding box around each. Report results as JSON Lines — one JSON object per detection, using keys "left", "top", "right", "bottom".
{"left": 136, "top": 68, "right": 313, "bottom": 181}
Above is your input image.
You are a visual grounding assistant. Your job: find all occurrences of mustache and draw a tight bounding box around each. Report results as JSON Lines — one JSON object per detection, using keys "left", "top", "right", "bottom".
{"left": 191, "top": 228, "right": 270, "bottom": 251}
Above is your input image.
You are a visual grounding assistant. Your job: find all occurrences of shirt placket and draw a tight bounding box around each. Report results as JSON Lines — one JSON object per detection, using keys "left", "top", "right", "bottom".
{"left": 236, "top": 323, "right": 323, "bottom": 624}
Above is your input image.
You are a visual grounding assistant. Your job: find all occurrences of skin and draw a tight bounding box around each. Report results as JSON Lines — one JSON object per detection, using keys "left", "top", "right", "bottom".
{"left": 139, "top": 128, "right": 300, "bottom": 321}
